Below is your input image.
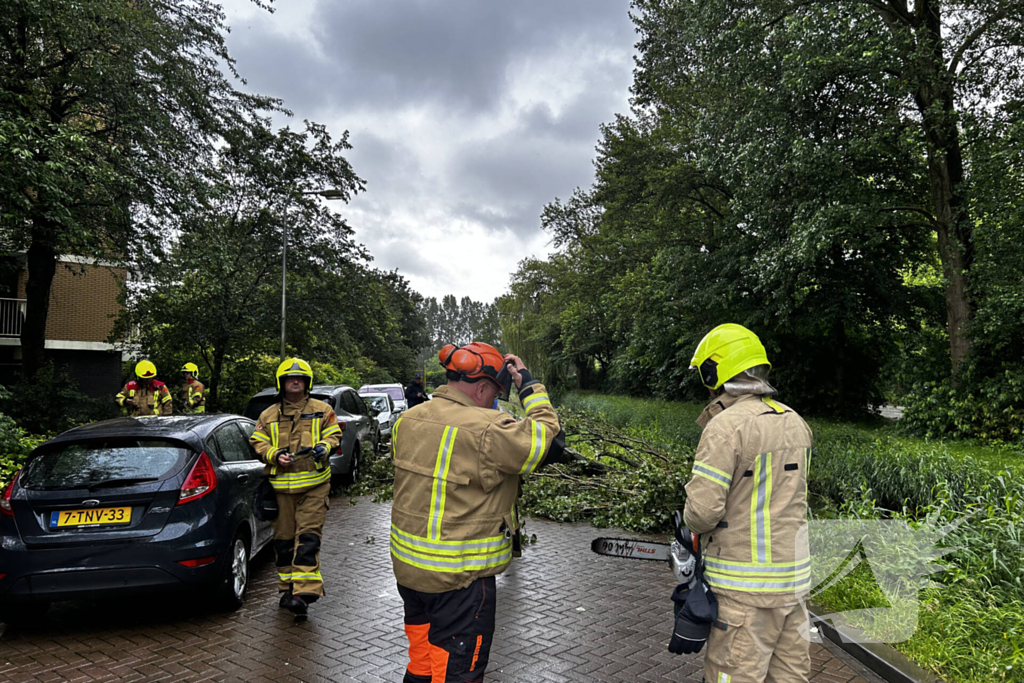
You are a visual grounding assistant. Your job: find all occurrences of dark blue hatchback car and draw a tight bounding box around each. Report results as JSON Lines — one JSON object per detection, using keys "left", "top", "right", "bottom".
{"left": 0, "top": 414, "right": 273, "bottom": 624}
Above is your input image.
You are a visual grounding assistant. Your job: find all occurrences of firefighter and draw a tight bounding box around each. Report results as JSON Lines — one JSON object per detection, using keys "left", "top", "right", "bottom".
{"left": 248, "top": 358, "right": 341, "bottom": 616}
{"left": 405, "top": 371, "right": 430, "bottom": 408}
{"left": 680, "top": 324, "right": 813, "bottom": 683}
{"left": 115, "top": 360, "right": 173, "bottom": 416}
{"left": 391, "top": 342, "right": 565, "bottom": 683}
{"left": 178, "top": 362, "right": 206, "bottom": 413}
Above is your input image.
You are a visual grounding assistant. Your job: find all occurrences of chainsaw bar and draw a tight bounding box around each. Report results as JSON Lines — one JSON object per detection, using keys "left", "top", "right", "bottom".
{"left": 591, "top": 537, "right": 671, "bottom": 562}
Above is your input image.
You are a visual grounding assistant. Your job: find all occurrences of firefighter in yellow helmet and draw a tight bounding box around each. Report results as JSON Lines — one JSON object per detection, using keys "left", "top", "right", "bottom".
{"left": 115, "top": 360, "right": 173, "bottom": 416}
{"left": 391, "top": 342, "right": 565, "bottom": 682}
{"left": 178, "top": 362, "right": 206, "bottom": 413}
{"left": 248, "top": 358, "right": 341, "bottom": 616}
{"left": 671, "top": 324, "right": 813, "bottom": 683}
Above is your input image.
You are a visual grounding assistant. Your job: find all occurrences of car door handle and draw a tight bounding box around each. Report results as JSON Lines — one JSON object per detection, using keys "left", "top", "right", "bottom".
{"left": 236, "top": 474, "right": 250, "bottom": 483}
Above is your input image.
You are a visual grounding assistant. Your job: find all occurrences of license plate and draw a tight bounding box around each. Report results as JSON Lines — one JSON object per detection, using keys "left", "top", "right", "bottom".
{"left": 49, "top": 507, "right": 132, "bottom": 528}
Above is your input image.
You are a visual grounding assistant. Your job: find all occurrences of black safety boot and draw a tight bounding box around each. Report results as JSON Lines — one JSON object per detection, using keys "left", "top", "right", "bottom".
{"left": 278, "top": 590, "right": 293, "bottom": 609}
{"left": 284, "top": 595, "right": 308, "bottom": 616}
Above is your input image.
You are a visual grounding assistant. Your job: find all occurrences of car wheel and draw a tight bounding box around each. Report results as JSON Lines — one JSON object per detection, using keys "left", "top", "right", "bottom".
{"left": 215, "top": 531, "right": 250, "bottom": 611}
{"left": 0, "top": 602, "right": 49, "bottom": 626}
{"left": 340, "top": 445, "right": 360, "bottom": 487}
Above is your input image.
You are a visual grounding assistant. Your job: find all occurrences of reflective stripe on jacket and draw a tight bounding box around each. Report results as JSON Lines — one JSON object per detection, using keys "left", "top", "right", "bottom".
{"left": 391, "top": 382, "right": 561, "bottom": 593}
{"left": 249, "top": 397, "right": 342, "bottom": 494}
{"left": 684, "top": 393, "right": 813, "bottom": 608}
{"left": 180, "top": 379, "right": 206, "bottom": 413}
{"left": 116, "top": 381, "right": 173, "bottom": 416}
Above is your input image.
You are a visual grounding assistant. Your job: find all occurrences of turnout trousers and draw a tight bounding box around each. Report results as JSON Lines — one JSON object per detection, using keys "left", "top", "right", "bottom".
{"left": 273, "top": 481, "right": 330, "bottom": 597}
{"left": 398, "top": 576, "right": 497, "bottom": 683}
{"left": 704, "top": 592, "right": 811, "bottom": 683}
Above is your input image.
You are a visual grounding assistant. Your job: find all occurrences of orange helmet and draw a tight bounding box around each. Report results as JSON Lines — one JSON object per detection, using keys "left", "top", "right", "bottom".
{"left": 439, "top": 342, "right": 512, "bottom": 399}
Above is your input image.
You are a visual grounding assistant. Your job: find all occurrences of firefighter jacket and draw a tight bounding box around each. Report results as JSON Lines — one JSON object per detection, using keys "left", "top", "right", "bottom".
{"left": 391, "top": 382, "right": 563, "bottom": 593}
{"left": 179, "top": 379, "right": 206, "bottom": 413}
{"left": 684, "top": 392, "right": 813, "bottom": 608}
{"left": 116, "top": 380, "right": 173, "bottom": 416}
{"left": 249, "top": 396, "right": 342, "bottom": 494}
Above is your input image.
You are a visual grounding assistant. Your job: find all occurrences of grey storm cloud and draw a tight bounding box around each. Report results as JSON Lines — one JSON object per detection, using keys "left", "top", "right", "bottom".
{"left": 220, "top": 0, "right": 635, "bottom": 298}
{"left": 230, "top": 0, "right": 635, "bottom": 114}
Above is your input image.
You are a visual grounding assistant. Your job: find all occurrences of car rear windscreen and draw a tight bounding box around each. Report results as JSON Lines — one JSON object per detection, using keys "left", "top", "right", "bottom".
{"left": 20, "top": 440, "right": 192, "bottom": 490}
{"left": 367, "top": 396, "right": 390, "bottom": 412}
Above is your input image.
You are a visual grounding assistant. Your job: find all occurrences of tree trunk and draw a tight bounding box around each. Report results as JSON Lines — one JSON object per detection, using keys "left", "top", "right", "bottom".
{"left": 208, "top": 345, "right": 226, "bottom": 412}
{"left": 20, "top": 222, "right": 58, "bottom": 380}
{"left": 913, "top": 2, "right": 973, "bottom": 373}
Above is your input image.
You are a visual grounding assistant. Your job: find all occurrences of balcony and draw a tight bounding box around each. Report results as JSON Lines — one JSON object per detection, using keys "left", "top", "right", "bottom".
{"left": 0, "top": 298, "right": 26, "bottom": 338}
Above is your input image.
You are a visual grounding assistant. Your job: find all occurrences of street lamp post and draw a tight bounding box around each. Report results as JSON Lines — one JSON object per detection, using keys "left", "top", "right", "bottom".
{"left": 281, "top": 189, "right": 348, "bottom": 361}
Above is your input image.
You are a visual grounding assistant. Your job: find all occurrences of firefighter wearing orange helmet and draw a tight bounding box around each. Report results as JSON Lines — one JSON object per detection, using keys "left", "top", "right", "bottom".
{"left": 391, "top": 342, "right": 566, "bottom": 682}
{"left": 115, "top": 360, "right": 173, "bottom": 416}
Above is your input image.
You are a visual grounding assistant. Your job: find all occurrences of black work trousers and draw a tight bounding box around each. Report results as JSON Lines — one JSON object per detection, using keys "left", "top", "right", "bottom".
{"left": 398, "top": 576, "right": 497, "bottom": 683}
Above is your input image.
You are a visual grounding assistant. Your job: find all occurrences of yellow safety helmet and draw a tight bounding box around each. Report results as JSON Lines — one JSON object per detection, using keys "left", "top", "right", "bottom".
{"left": 275, "top": 357, "right": 314, "bottom": 392}
{"left": 135, "top": 360, "right": 157, "bottom": 380}
{"left": 181, "top": 362, "right": 199, "bottom": 378}
{"left": 689, "top": 324, "right": 771, "bottom": 390}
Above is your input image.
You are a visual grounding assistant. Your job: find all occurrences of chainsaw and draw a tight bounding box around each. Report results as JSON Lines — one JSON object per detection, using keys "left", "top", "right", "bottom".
{"left": 591, "top": 511, "right": 699, "bottom": 585}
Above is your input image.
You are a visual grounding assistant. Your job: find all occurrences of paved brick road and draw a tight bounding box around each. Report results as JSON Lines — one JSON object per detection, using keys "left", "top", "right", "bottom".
{"left": 0, "top": 496, "right": 883, "bottom": 683}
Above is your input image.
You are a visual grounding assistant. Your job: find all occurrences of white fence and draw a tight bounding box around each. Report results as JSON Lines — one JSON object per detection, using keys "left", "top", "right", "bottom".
{"left": 0, "top": 298, "right": 26, "bottom": 337}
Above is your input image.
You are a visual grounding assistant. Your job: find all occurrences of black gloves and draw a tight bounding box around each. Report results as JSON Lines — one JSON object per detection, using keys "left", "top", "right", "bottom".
{"left": 669, "top": 595, "right": 712, "bottom": 654}
{"left": 517, "top": 367, "right": 538, "bottom": 390}
{"left": 311, "top": 444, "right": 329, "bottom": 463}
{"left": 667, "top": 579, "right": 718, "bottom": 655}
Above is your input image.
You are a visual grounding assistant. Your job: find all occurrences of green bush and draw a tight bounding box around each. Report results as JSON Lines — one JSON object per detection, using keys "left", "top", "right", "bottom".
{"left": 901, "top": 367, "right": 1024, "bottom": 442}
{"left": 0, "top": 364, "right": 113, "bottom": 434}
{"left": 0, "top": 388, "right": 45, "bottom": 487}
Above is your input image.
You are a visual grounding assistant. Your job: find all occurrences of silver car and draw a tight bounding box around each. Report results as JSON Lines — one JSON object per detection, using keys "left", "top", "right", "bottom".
{"left": 362, "top": 392, "right": 397, "bottom": 444}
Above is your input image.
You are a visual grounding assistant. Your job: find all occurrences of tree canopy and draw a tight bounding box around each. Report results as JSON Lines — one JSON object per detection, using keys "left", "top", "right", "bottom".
{"left": 507, "top": 0, "right": 1024, "bottom": 423}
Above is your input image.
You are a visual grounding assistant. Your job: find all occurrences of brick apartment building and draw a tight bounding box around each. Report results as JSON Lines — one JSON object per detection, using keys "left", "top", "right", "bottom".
{"left": 0, "top": 254, "right": 126, "bottom": 399}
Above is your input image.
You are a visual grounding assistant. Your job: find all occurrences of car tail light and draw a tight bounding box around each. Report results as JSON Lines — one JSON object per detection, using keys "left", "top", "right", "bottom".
{"left": 0, "top": 470, "right": 19, "bottom": 517}
{"left": 178, "top": 452, "right": 217, "bottom": 505}
{"left": 177, "top": 556, "right": 216, "bottom": 567}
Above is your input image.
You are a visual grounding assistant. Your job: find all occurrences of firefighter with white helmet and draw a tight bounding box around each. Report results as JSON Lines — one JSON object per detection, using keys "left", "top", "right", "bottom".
{"left": 673, "top": 324, "right": 813, "bottom": 683}
{"left": 115, "top": 360, "right": 173, "bottom": 416}
{"left": 248, "top": 358, "right": 342, "bottom": 616}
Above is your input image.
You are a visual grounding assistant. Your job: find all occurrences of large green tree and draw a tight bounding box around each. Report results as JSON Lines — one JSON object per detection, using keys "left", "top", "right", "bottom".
{"left": 120, "top": 121, "right": 366, "bottom": 410}
{"left": 631, "top": 0, "right": 1024, "bottom": 372}
{"left": 0, "top": 0, "right": 276, "bottom": 379}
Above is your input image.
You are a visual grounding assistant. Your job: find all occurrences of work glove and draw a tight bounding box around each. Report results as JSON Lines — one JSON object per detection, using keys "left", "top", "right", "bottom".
{"left": 667, "top": 581, "right": 717, "bottom": 655}
{"left": 311, "top": 444, "right": 329, "bottom": 463}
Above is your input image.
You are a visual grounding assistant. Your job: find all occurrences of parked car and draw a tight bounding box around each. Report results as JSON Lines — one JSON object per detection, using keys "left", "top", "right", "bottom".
{"left": 242, "top": 384, "right": 375, "bottom": 487}
{"left": 0, "top": 414, "right": 273, "bottom": 623}
{"left": 359, "top": 383, "right": 408, "bottom": 413}
{"left": 361, "top": 392, "right": 397, "bottom": 445}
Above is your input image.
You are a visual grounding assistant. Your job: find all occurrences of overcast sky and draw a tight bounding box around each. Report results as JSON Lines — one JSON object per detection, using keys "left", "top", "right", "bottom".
{"left": 216, "top": 0, "right": 636, "bottom": 302}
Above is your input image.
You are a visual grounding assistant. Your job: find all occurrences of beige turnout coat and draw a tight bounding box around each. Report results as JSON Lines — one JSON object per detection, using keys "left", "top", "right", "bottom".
{"left": 391, "top": 383, "right": 560, "bottom": 593}
{"left": 684, "top": 393, "right": 813, "bottom": 608}
{"left": 249, "top": 397, "right": 342, "bottom": 494}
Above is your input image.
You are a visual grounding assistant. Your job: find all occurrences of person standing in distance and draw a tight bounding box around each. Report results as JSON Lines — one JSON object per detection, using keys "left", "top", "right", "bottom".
{"left": 116, "top": 360, "right": 173, "bottom": 416}
{"left": 249, "top": 358, "right": 341, "bottom": 616}
{"left": 405, "top": 371, "right": 430, "bottom": 408}
{"left": 391, "top": 342, "right": 565, "bottom": 683}
{"left": 178, "top": 362, "right": 206, "bottom": 413}
{"left": 681, "top": 324, "right": 813, "bottom": 683}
